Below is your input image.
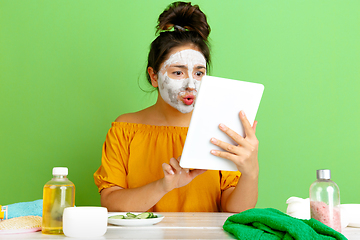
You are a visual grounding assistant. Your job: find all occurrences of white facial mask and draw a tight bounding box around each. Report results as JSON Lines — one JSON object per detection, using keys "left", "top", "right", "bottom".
{"left": 157, "top": 49, "right": 206, "bottom": 114}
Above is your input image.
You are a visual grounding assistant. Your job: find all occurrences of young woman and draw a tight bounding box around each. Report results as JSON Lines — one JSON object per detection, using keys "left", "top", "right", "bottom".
{"left": 94, "top": 1, "right": 259, "bottom": 213}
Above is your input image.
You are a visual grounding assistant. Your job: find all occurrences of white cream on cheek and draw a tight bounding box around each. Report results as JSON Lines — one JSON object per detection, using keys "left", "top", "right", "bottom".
{"left": 157, "top": 49, "right": 206, "bottom": 114}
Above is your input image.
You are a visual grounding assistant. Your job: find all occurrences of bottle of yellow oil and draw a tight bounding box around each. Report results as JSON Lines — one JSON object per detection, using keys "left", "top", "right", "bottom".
{"left": 42, "top": 167, "right": 75, "bottom": 234}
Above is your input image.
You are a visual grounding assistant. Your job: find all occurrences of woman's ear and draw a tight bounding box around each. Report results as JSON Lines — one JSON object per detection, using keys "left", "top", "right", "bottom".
{"left": 148, "top": 67, "right": 158, "bottom": 88}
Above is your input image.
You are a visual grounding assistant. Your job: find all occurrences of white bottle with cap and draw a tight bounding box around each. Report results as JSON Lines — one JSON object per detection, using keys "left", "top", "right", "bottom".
{"left": 309, "top": 169, "right": 341, "bottom": 232}
{"left": 42, "top": 167, "right": 75, "bottom": 234}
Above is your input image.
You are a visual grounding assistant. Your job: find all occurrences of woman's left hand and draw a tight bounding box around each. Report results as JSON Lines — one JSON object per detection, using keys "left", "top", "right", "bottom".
{"left": 210, "top": 110, "right": 259, "bottom": 177}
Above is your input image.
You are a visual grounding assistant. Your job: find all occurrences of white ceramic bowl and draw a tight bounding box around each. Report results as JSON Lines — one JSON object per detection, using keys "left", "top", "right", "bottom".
{"left": 63, "top": 207, "right": 108, "bottom": 238}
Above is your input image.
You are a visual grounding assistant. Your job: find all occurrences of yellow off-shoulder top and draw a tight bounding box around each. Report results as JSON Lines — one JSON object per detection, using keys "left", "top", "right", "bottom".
{"left": 94, "top": 122, "right": 240, "bottom": 212}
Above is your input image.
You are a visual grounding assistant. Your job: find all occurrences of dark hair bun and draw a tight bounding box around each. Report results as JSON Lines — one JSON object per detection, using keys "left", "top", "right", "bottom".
{"left": 157, "top": 1, "right": 210, "bottom": 41}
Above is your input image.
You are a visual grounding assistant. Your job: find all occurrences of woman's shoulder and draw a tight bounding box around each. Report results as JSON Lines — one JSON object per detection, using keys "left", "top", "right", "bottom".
{"left": 115, "top": 112, "right": 142, "bottom": 124}
{"left": 114, "top": 107, "right": 154, "bottom": 124}
{"left": 112, "top": 107, "right": 188, "bottom": 134}
{"left": 115, "top": 105, "right": 164, "bottom": 125}
{"left": 110, "top": 112, "right": 151, "bottom": 137}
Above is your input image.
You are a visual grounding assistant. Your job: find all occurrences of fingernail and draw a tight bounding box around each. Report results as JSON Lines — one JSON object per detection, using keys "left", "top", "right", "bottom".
{"left": 210, "top": 150, "right": 217, "bottom": 155}
{"left": 219, "top": 123, "right": 226, "bottom": 130}
{"left": 240, "top": 111, "right": 245, "bottom": 117}
{"left": 169, "top": 170, "right": 174, "bottom": 175}
{"left": 210, "top": 138, "right": 217, "bottom": 144}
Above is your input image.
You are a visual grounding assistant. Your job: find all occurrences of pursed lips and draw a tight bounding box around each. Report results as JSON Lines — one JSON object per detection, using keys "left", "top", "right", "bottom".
{"left": 180, "top": 93, "right": 196, "bottom": 105}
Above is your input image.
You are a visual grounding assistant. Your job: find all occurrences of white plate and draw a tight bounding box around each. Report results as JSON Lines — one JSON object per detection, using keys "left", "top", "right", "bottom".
{"left": 108, "top": 212, "right": 164, "bottom": 226}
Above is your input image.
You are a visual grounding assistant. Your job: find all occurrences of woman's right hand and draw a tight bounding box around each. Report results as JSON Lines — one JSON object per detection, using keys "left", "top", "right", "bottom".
{"left": 161, "top": 156, "right": 206, "bottom": 193}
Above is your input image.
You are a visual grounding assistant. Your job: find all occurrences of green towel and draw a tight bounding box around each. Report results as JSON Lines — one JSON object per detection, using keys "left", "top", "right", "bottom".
{"left": 223, "top": 208, "right": 347, "bottom": 240}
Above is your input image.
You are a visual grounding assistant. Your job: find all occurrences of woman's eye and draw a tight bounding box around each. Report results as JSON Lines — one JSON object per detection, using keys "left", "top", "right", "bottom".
{"left": 195, "top": 71, "right": 204, "bottom": 77}
{"left": 173, "top": 71, "right": 182, "bottom": 76}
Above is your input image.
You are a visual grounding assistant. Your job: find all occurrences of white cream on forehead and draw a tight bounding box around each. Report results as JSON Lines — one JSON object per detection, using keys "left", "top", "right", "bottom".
{"left": 158, "top": 49, "right": 206, "bottom": 114}
{"left": 161, "top": 49, "right": 206, "bottom": 73}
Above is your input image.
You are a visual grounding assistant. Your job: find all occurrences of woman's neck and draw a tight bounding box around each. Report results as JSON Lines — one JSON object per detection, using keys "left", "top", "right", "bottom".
{"left": 149, "top": 96, "right": 193, "bottom": 127}
{"left": 122, "top": 93, "right": 193, "bottom": 127}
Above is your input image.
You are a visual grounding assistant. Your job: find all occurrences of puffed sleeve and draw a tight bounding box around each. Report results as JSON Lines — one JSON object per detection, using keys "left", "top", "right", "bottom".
{"left": 93, "top": 123, "right": 133, "bottom": 193}
{"left": 220, "top": 170, "right": 241, "bottom": 191}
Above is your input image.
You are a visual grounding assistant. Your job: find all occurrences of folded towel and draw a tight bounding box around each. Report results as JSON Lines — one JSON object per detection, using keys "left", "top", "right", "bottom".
{"left": 286, "top": 197, "right": 311, "bottom": 220}
{"left": 223, "top": 208, "right": 347, "bottom": 240}
{"left": 6, "top": 200, "right": 43, "bottom": 219}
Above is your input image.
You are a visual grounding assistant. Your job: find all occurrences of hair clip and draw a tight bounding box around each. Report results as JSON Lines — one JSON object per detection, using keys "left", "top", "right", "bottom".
{"left": 174, "top": 25, "right": 187, "bottom": 31}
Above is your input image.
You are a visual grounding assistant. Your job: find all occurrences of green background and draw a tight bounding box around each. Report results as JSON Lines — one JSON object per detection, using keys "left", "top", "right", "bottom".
{"left": 1, "top": 0, "right": 359, "bottom": 212}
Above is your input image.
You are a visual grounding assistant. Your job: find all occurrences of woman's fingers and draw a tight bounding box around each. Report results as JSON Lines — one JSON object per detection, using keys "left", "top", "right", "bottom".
{"left": 208, "top": 111, "right": 259, "bottom": 176}
{"left": 216, "top": 123, "right": 251, "bottom": 149}
{"left": 210, "top": 137, "right": 253, "bottom": 161}
{"left": 176, "top": 156, "right": 189, "bottom": 173}
{"left": 162, "top": 163, "right": 174, "bottom": 175}
{"left": 214, "top": 111, "right": 258, "bottom": 149}
{"left": 189, "top": 169, "right": 207, "bottom": 178}
{"left": 210, "top": 149, "right": 238, "bottom": 161}
{"left": 239, "top": 111, "right": 256, "bottom": 139}
{"left": 167, "top": 156, "right": 203, "bottom": 178}
{"left": 164, "top": 154, "right": 204, "bottom": 176}
{"left": 252, "top": 120, "right": 257, "bottom": 133}
{"left": 169, "top": 157, "right": 182, "bottom": 173}
{"left": 210, "top": 137, "right": 240, "bottom": 155}
{"left": 162, "top": 157, "right": 206, "bottom": 192}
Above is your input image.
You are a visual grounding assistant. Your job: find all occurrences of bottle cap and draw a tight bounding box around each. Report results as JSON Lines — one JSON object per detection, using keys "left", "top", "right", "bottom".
{"left": 52, "top": 167, "right": 68, "bottom": 176}
{"left": 316, "top": 169, "right": 331, "bottom": 180}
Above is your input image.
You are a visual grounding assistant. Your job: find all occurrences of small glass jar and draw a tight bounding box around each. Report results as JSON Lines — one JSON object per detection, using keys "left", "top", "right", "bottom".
{"left": 309, "top": 169, "right": 341, "bottom": 232}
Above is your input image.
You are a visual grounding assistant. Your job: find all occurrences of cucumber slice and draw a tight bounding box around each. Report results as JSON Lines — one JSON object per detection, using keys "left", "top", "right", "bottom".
{"left": 136, "top": 212, "right": 151, "bottom": 219}
{"left": 109, "top": 215, "right": 125, "bottom": 219}
{"left": 125, "top": 212, "right": 137, "bottom": 219}
{"left": 109, "top": 212, "right": 158, "bottom": 220}
{"left": 148, "top": 212, "right": 157, "bottom": 218}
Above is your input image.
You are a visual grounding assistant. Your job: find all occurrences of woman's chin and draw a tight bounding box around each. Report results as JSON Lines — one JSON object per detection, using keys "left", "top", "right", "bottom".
{"left": 174, "top": 104, "right": 194, "bottom": 114}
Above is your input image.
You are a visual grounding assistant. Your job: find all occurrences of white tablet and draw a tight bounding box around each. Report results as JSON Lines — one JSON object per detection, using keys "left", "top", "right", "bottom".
{"left": 179, "top": 75, "right": 264, "bottom": 171}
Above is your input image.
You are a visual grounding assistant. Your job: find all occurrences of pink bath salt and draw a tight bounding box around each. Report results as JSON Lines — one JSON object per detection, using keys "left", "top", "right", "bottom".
{"left": 310, "top": 201, "right": 341, "bottom": 232}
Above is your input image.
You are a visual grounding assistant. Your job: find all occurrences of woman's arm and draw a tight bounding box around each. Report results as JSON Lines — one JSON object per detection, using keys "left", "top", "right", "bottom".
{"left": 101, "top": 181, "right": 166, "bottom": 212}
{"left": 100, "top": 157, "right": 206, "bottom": 212}
{"left": 210, "top": 110, "right": 259, "bottom": 213}
{"left": 220, "top": 174, "right": 258, "bottom": 212}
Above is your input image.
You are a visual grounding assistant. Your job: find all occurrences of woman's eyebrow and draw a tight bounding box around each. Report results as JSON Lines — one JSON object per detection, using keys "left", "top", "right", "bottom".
{"left": 170, "top": 65, "right": 206, "bottom": 70}
{"left": 171, "top": 64, "right": 187, "bottom": 69}
{"left": 195, "top": 66, "right": 206, "bottom": 70}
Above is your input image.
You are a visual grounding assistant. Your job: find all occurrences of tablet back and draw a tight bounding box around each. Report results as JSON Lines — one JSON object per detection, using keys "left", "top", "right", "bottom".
{"left": 179, "top": 75, "right": 264, "bottom": 171}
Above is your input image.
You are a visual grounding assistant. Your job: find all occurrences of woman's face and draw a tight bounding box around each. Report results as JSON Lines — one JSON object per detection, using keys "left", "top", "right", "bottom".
{"left": 157, "top": 45, "right": 206, "bottom": 114}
